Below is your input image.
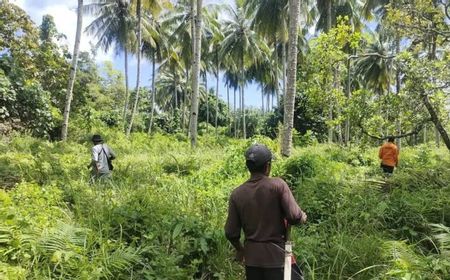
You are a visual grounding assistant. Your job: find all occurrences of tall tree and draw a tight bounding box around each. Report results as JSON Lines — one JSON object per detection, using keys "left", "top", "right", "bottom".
{"left": 83, "top": 0, "right": 131, "bottom": 128}
{"left": 281, "top": 0, "right": 301, "bottom": 156}
{"left": 189, "top": 0, "right": 203, "bottom": 147}
{"left": 220, "top": 2, "right": 268, "bottom": 139}
{"left": 126, "top": 0, "right": 168, "bottom": 136}
{"left": 61, "top": 0, "right": 83, "bottom": 140}
{"left": 126, "top": 0, "right": 142, "bottom": 136}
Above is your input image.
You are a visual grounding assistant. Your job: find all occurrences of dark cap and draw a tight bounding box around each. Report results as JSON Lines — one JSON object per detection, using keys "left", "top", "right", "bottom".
{"left": 245, "top": 144, "right": 273, "bottom": 166}
{"left": 92, "top": 134, "right": 103, "bottom": 143}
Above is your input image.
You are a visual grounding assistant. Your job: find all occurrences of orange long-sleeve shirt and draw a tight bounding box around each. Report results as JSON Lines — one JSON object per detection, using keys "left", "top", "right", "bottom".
{"left": 379, "top": 142, "right": 399, "bottom": 167}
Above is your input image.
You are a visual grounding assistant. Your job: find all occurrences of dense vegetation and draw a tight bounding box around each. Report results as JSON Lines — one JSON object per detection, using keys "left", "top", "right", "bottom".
{"left": 1, "top": 0, "right": 450, "bottom": 279}
{"left": 1, "top": 130, "right": 450, "bottom": 279}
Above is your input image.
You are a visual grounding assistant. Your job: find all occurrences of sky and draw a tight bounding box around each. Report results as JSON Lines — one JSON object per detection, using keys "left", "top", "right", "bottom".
{"left": 11, "top": 0, "right": 266, "bottom": 109}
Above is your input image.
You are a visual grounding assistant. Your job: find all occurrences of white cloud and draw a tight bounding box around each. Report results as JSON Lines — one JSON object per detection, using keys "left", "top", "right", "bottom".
{"left": 12, "top": 0, "right": 114, "bottom": 63}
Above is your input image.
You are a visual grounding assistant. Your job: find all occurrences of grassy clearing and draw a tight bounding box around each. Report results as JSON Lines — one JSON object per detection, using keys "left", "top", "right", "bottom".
{"left": 1, "top": 132, "right": 449, "bottom": 279}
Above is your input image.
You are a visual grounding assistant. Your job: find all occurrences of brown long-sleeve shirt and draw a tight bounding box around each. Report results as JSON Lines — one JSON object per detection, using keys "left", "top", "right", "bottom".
{"left": 224, "top": 173, "right": 305, "bottom": 268}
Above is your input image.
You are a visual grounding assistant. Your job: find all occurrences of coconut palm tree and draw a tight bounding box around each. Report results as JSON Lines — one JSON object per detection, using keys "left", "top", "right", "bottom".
{"left": 142, "top": 15, "right": 167, "bottom": 134}
{"left": 83, "top": 0, "right": 132, "bottom": 128}
{"left": 61, "top": 0, "right": 83, "bottom": 140}
{"left": 245, "top": 0, "right": 288, "bottom": 106}
{"left": 220, "top": 2, "right": 268, "bottom": 139}
{"left": 224, "top": 66, "right": 239, "bottom": 136}
{"left": 315, "top": 0, "right": 363, "bottom": 33}
{"left": 281, "top": 0, "right": 301, "bottom": 157}
{"left": 162, "top": 0, "right": 216, "bottom": 135}
{"left": 126, "top": 0, "right": 170, "bottom": 136}
{"left": 355, "top": 35, "right": 393, "bottom": 95}
{"left": 189, "top": 0, "right": 203, "bottom": 147}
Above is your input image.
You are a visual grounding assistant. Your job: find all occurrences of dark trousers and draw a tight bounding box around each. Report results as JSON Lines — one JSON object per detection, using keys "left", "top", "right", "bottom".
{"left": 381, "top": 164, "right": 394, "bottom": 174}
{"left": 245, "top": 266, "right": 283, "bottom": 280}
{"left": 245, "top": 265, "right": 303, "bottom": 280}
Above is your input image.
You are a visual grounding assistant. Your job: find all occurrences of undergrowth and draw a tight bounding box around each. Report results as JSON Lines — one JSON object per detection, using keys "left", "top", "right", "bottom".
{"left": 0, "top": 131, "right": 449, "bottom": 279}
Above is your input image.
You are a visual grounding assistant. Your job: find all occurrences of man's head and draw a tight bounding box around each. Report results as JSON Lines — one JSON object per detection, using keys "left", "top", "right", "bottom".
{"left": 387, "top": 136, "right": 395, "bottom": 143}
{"left": 245, "top": 144, "right": 273, "bottom": 175}
{"left": 92, "top": 134, "right": 103, "bottom": 144}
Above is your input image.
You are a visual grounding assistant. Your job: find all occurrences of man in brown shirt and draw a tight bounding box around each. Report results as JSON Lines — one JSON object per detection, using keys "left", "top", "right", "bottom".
{"left": 225, "top": 144, "right": 307, "bottom": 280}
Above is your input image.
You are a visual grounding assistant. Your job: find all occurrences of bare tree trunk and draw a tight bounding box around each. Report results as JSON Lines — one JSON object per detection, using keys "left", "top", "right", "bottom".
{"left": 237, "top": 86, "right": 241, "bottom": 137}
{"left": 189, "top": 0, "right": 203, "bottom": 148}
{"left": 148, "top": 54, "right": 156, "bottom": 134}
{"left": 241, "top": 84, "right": 246, "bottom": 139}
{"left": 281, "top": 0, "right": 301, "bottom": 157}
{"left": 326, "top": 0, "right": 332, "bottom": 32}
{"left": 174, "top": 72, "right": 178, "bottom": 110}
{"left": 182, "top": 68, "right": 189, "bottom": 132}
{"left": 122, "top": 46, "right": 129, "bottom": 129}
{"left": 274, "top": 37, "right": 280, "bottom": 108}
{"left": 422, "top": 94, "right": 450, "bottom": 150}
{"left": 215, "top": 57, "right": 219, "bottom": 136}
{"left": 205, "top": 73, "right": 209, "bottom": 130}
{"left": 345, "top": 58, "right": 351, "bottom": 145}
{"left": 126, "top": 0, "right": 142, "bottom": 137}
{"left": 234, "top": 88, "right": 237, "bottom": 138}
{"left": 395, "top": 36, "right": 402, "bottom": 149}
{"left": 328, "top": 106, "right": 334, "bottom": 143}
{"left": 261, "top": 89, "right": 264, "bottom": 113}
{"left": 227, "top": 86, "right": 230, "bottom": 135}
{"left": 61, "top": 0, "right": 83, "bottom": 141}
{"left": 282, "top": 42, "right": 287, "bottom": 100}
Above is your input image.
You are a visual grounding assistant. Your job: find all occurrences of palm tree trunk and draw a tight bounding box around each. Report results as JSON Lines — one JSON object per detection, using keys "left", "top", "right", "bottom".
{"left": 395, "top": 35, "right": 402, "bottom": 149}
{"left": 328, "top": 105, "right": 334, "bottom": 143}
{"left": 122, "top": 46, "right": 129, "bottom": 129}
{"left": 326, "top": 0, "right": 332, "bottom": 32}
{"left": 238, "top": 86, "right": 242, "bottom": 137}
{"left": 282, "top": 42, "right": 287, "bottom": 99}
{"left": 234, "top": 87, "right": 237, "bottom": 138}
{"left": 126, "top": 0, "right": 142, "bottom": 137}
{"left": 205, "top": 73, "right": 209, "bottom": 130}
{"left": 61, "top": 0, "right": 83, "bottom": 141}
{"left": 267, "top": 93, "right": 270, "bottom": 112}
{"left": 148, "top": 53, "right": 156, "bottom": 134}
{"left": 241, "top": 83, "right": 246, "bottom": 139}
{"left": 215, "top": 57, "right": 219, "bottom": 136}
{"left": 273, "top": 37, "right": 280, "bottom": 109}
{"left": 281, "top": 0, "right": 301, "bottom": 156}
{"left": 261, "top": 89, "right": 264, "bottom": 113}
{"left": 174, "top": 72, "right": 178, "bottom": 110}
{"left": 182, "top": 68, "right": 189, "bottom": 132}
{"left": 189, "top": 0, "right": 202, "bottom": 147}
{"left": 345, "top": 57, "right": 351, "bottom": 145}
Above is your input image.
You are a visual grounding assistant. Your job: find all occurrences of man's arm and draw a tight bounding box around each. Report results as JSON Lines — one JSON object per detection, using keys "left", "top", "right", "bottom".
{"left": 378, "top": 146, "right": 383, "bottom": 160}
{"left": 280, "top": 180, "right": 307, "bottom": 225}
{"left": 224, "top": 196, "right": 243, "bottom": 252}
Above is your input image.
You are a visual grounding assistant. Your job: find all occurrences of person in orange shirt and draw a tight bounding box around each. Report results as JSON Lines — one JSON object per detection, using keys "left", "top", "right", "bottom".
{"left": 379, "top": 136, "right": 399, "bottom": 175}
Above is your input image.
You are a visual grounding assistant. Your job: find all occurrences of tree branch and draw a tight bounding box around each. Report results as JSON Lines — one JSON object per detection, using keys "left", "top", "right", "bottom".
{"left": 357, "top": 118, "right": 431, "bottom": 141}
{"left": 348, "top": 53, "right": 396, "bottom": 60}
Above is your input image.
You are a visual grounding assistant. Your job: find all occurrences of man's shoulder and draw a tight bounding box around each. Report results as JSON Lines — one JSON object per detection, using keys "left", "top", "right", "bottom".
{"left": 266, "top": 176, "right": 288, "bottom": 188}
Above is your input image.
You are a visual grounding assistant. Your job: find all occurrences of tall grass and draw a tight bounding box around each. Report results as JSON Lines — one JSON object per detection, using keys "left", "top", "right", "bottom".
{"left": 0, "top": 132, "right": 449, "bottom": 279}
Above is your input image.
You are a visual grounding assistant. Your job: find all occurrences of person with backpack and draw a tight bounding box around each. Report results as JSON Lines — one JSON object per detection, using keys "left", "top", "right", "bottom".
{"left": 224, "top": 144, "right": 307, "bottom": 280}
{"left": 379, "top": 136, "right": 399, "bottom": 175}
{"left": 89, "top": 134, "right": 116, "bottom": 180}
